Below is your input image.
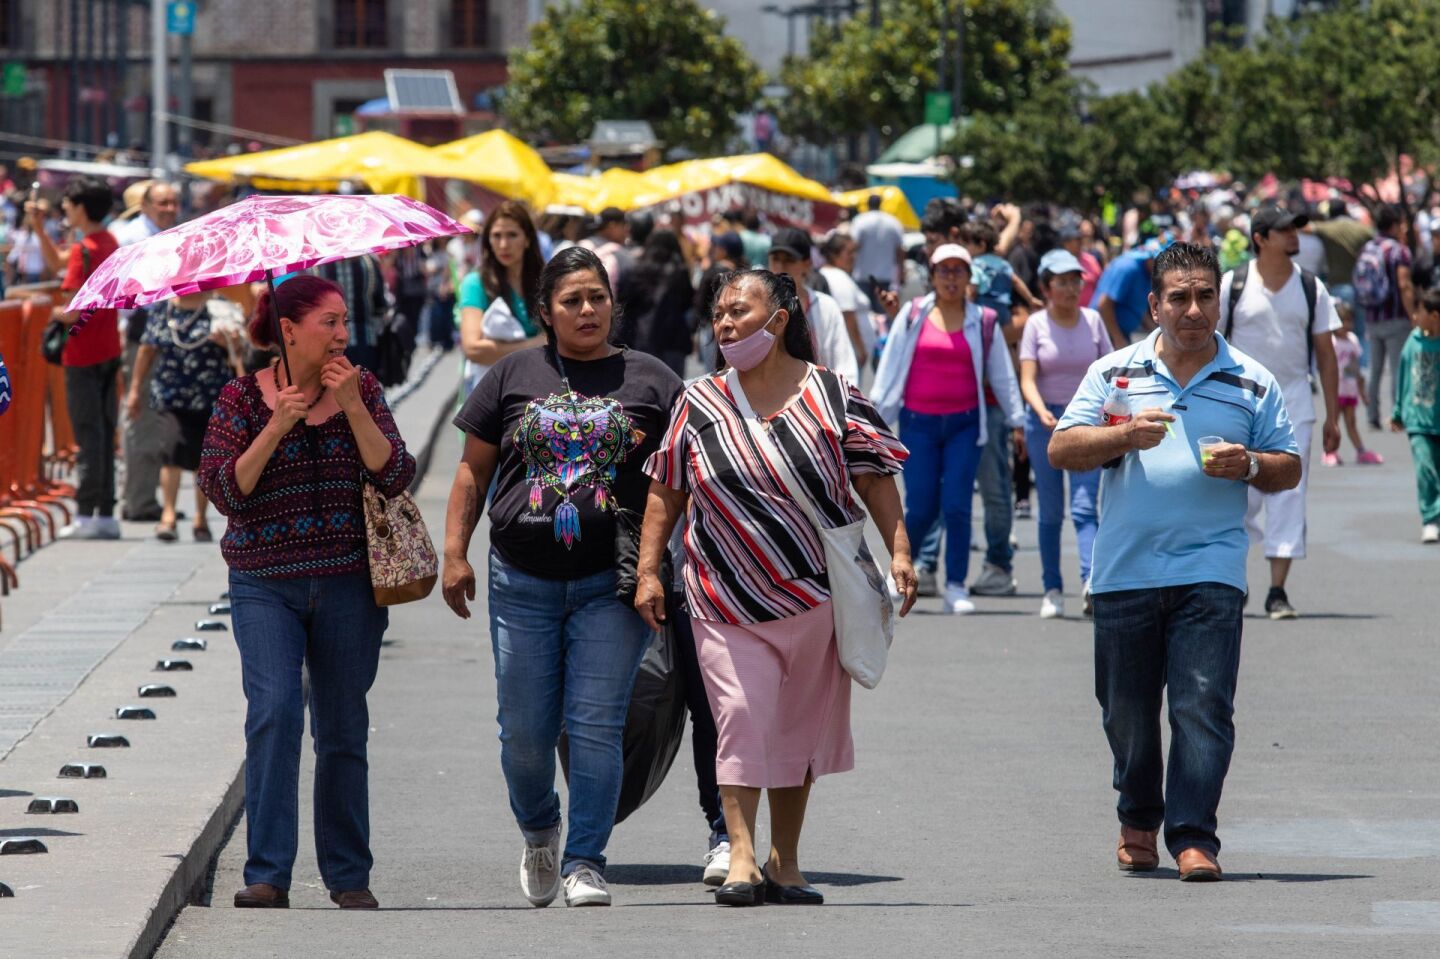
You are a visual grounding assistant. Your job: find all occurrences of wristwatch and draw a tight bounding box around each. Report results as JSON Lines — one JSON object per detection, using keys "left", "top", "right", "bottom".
{"left": 1243, "top": 451, "right": 1260, "bottom": 482}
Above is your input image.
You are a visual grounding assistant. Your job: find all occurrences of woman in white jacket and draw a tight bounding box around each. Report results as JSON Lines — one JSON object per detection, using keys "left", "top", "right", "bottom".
{"left": 871, "top": 244, "right": 1024, "bottom": 613}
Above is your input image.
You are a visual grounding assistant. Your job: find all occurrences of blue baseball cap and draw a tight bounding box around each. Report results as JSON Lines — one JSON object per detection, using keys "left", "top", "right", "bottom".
{"left": 1038, "top": 248, "right": 1083, "bottom": 277}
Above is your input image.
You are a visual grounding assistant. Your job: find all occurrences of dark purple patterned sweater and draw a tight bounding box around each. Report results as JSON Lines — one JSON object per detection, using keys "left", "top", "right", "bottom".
{"left": 198, "top": 369, "right": 415, "bottom": 579}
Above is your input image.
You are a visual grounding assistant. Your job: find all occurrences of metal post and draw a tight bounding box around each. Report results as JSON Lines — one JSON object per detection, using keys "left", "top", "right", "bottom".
{"left": 84, "top": 0, "right": 96, "bottom": 145}
{"left": 117, "top": 0, "right": 129, "bottom": 146}
{"left": 151, "top": 0, "right": 167, "bottom": 165}
{"left": 69, "top": 0, "right": 80, "bottom": 149}
{"left": 178, "top": 30, "right": 193, "bottom": 155}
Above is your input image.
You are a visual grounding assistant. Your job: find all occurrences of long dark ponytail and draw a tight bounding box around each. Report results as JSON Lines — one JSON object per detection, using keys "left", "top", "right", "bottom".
{"left": 713, "top": 268, "right": 817, "bottom": 371}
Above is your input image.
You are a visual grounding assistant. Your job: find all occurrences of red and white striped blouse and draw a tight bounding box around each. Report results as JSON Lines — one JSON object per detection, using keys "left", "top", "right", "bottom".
{"left": 645, "top": 366, "right": 907, "bottom": 625}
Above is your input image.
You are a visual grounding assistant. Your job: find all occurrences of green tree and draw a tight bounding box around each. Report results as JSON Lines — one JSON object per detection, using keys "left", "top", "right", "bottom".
{"left": 503, "top": 0, "right": 764, "bottom": 154}
{"left": 778, "top": 0, "right": 1071, "bottom": 145}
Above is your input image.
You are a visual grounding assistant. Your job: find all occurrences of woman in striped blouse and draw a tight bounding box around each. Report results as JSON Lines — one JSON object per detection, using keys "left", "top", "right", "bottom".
{"left": 636, "top": 269, "right": 916, "bottom": 907}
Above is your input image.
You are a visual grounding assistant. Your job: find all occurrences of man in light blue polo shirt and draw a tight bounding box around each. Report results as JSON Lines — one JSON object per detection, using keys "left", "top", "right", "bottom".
{"left": 1050, "top": 243, "right": 1301, "bottom": 883}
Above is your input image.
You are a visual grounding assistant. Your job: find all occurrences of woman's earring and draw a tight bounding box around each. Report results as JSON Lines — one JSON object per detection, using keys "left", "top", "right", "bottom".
{"left": 287, "top": 339, "right": 296, "bottom": 346}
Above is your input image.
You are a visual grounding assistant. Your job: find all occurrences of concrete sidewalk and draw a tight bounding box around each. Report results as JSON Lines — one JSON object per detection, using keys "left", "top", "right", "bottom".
{"left": 1, "top": 350, "right": 460, "bottom": 959}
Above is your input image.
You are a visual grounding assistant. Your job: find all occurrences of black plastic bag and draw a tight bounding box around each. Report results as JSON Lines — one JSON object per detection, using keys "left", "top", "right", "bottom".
{"left": 559, "top": 619, "right": 687, "bottom": 825}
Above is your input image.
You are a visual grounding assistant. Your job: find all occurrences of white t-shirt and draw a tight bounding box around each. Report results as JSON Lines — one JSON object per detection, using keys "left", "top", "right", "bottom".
{"left": 819, "top": 265, "right": 876, "bottom": 353}
{"left": 850, "top": 210, "right": 904, "bottom": 286}
{"left": 1221, "top": 264, "right": 1340, "bottom": 424}
{"left": 804, "top": 287, "right": 859, "bottom": 386}
{"left": 1293, "top": 232, "right": 1328, "bottom": 278}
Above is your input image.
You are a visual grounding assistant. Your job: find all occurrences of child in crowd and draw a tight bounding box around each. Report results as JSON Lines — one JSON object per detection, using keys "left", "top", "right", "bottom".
{"left": 1390, "top": 288, "right": 1440, "bottom": 543}
{"left": 1325, "top": 308, "right": 1384, "bottom": 465}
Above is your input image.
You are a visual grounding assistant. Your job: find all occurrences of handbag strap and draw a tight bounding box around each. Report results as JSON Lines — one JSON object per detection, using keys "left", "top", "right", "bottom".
{"left": 724, "top": 366, "right": 827, "bottom": 533}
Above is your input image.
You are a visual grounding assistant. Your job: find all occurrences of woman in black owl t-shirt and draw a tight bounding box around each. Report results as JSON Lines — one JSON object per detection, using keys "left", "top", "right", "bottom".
{"left": 444, "top": 247, "right": 681, "bottom": 908}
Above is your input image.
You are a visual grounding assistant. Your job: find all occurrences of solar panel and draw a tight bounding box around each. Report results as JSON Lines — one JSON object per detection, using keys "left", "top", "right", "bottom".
{"left": 384, "top": 69, "right": 464, "bottom": 115}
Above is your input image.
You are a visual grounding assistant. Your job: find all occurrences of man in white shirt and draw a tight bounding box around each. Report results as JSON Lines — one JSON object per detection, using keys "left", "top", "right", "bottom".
{"left": 767, "top": 228, "right": 860, "bottom": 385}
{"left": 849, "top": 195, "right": 906, "bottom": 311}
{"left": 818, "top": 231, "right": 872, "bottom": 371}
{"left": 111, "top": 181, "right": 179, "bottom": 246}
{"left": 1220, "top": 205, "right": 1341, "bottom": 620}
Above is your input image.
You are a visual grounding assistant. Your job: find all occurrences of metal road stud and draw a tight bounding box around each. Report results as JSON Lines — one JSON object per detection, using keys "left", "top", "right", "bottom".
{"left": 87, "top": 733, "right": 130, "bottom": 748}
{"left": 155, "top": 660, "right": 193, "bottom": 671}
{"left": 195, "top": 620, "right": 228, "bottom": 631}
{"left": 0, "top": 839, "right": 48, "bottom": 855}
{"left": 27, "top": 798, "right": 79, "bottom": 814}
{"left": 58, "top": 763, "right": 107, "bottom": 779}
{"left": 172, "top": 638, "right": 208, "bottom": 651}
{"left": 138, "top": 684, "right": 177, "bottom": 698}
{"left": 208, "top": 603, "right": 231, "bottom": 615}
{"left": 115, "top": 706, "right": 157, "bottom": 720}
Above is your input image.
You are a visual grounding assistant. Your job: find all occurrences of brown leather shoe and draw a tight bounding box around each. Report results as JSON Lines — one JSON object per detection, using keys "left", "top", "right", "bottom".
{"left": 1176, "top": 847, "right": 1222, "bottom": 882}
{"left": 1116, "top": 826, "right": 1160, "bottom": 871}
{"left": 330, "top": 888, "right": 380, "bottom": 909}
{"left": 234, "top": 883, "right": 289, "bottom": 908}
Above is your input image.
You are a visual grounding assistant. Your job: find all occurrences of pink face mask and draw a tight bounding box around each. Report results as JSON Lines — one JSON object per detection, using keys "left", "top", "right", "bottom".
{"left": 719, "top": 310, "right": 780, "bottom": 371}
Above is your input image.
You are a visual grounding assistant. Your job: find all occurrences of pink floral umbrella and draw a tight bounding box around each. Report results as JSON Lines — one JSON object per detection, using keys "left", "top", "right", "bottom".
{"left": 69, "top": 193, "right": 471, "bottom": 377}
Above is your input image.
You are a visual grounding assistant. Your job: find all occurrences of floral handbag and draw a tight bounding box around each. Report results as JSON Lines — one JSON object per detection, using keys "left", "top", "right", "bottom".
{"left": 362, "top": 482, "right": 438, "bottom": 606}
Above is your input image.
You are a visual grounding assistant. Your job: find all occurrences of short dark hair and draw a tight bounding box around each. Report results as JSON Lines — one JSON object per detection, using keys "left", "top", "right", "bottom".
{"left": 1151, "top": 242, "right": 1221, "bottom": 297}
{"left": 62, "top": 176, "right": 115, "bottom": 223}
{"left": 819, "top": 231, "right": 853, "bottom": 260}
{"left": 866, "top": 194, "right": 883, "bottom": 210}
{"left": 959, "top": 220, "right": 999, "bottom": 253}
{"left": 921, "top": 197, "right": 966, "bottom": 236}
{"left": 1376, "top": 203, "right": 1403, "bottom": 235}
{"left": 1421, "top": 286, "right": 1440, "bottom": 316}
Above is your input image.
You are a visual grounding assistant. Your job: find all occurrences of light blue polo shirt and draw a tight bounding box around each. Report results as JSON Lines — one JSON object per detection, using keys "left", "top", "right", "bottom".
{"left": 1056, "top": 330, "right": 1298, "bottom": 595}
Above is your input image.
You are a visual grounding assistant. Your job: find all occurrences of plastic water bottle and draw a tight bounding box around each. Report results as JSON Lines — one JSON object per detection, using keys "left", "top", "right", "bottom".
{"left": 1102, "top": 377, "right": 1134, "bottom": 426}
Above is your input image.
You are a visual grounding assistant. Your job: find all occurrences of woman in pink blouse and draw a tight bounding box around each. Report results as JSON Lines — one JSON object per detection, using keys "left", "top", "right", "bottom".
{"left": 635, "top": 269, "right": 916, "bottom": 908}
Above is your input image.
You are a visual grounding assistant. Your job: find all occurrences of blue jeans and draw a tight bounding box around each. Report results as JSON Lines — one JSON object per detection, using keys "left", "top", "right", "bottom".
{"left": 900, "top": 408, "right": 983, "bottom": 587}
{"left": 977, "top": 404, "right": 1015, "bottom": 572}
{"left": 1093, "top": 583, "right": 1245, "bottom": 858}
{"left": 229, "top": 570, "right": 388, "bottom": 892}
{"left": 488, "top": 549, "right": 651, "bottom": 875}
{"left": 1025, "top": 404, "right": 1101, "bottom": 593}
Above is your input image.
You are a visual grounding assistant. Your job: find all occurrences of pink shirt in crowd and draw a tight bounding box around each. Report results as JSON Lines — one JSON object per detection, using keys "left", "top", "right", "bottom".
{"left": 903, "top": 316, "right": 979, "bottom": 415}
{"left": 1333, "top": 329, "right": 1363, "bottom": 400}
{"left": 1019, "top": 307, "right": 1114, "bottom": 406}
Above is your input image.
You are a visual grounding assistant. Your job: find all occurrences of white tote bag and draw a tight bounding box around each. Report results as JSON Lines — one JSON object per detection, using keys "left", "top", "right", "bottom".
{"left": 726, "top": 368, "right": 894, "bottom": 688}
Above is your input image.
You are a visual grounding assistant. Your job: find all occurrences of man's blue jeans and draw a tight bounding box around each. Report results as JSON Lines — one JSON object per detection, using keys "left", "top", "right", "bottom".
{"left": 1093, "top": 582, "right": 1245, "bottom": 858}
{"left": 900, "top": 408, "right": 983, "bottom": 587}
{"left": 487, "top": 548, "right": 651, "bottom": 875}
{"left": 916, "top": 404, "right": 1014, "bottom": 575}
{"left": 1024, "top": 404, "right": 1100, "bottom": 593}
{"left": 229, "top": 570, "right": 388, "bottom": 892}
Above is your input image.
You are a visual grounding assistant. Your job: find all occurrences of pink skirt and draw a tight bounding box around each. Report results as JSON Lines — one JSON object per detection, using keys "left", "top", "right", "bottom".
{"left": 693, "top": 600, "right": 854, "bottom": 789}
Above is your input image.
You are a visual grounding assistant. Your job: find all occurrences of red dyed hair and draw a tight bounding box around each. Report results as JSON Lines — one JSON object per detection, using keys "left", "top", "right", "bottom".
{"left": 248, "top": 275, "right": 344, "bottom": 348}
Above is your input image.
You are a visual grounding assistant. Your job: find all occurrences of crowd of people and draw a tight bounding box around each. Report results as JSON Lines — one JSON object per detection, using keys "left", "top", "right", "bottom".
{"left": 3, "top": 162, "right": 1437, "bottom": 911}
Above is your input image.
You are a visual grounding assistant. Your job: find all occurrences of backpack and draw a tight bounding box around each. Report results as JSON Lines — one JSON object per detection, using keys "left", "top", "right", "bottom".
{"left": 1352, "top": 237, "right": 1392, "bottom": 309}
{"left": 1224, "top": 261, "right": 1318, "bottom": 371}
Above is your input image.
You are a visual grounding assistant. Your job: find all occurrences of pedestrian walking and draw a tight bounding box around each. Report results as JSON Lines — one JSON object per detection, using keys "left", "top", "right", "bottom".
{"left": 456, "top": 200, "right": 546, "bottom": 401}
{"left": 1221, "top": 205, "right": 1342, "bottom": 619}
{"left": 850, "top": 194, "right": 906, "bottom": 312}
{"left": 581, "top": 206, "right": 634, "bottom": 296}
{"left": 126, "top": 293, "right": 246, "bottom": 542}
{"left": 1018, "top": 249, "right": 1113, "bottom": 618}
{"left": 695, "top": 231, "right": 745, "bottom": 371}
{"left": 30, "top": 176, "right": 124, "bottom": 539}
{"left": 617, "top": 229, "right": 695, "bottom": 377}
{"left": 765, "top": 228, "right": 859, "bottom": 384}
{"left": 443, "top": 247, "right": 682, "bottom": 908}
{"left": 818, "top": 231, "right": 873, "bottom": 370}
{"left": 1354, "top": 204, "right": 1418, "bottom": 428}
{"left": 1389, "top": 287, "right": 1440, "bottom": 544}
{"left": 1049, "top": 242, "right": 1301, "bottom": 882}
{"left": 634, "top": 268, "right": 915, "bottom": 907}
{"left": 1324, "top": 310, "right": 1383, "bottom": 466}
{"left": 1094, "top": 240, "right": 1168, "bottom": 347}
{"left": 872, "top": 244, "right": 1024, "bottom": 614}
{"left": 198, "top": 274, "right": 417, "bottom": 910}
{"left": 316, "top": 253, "right": 388, "bottom": 373}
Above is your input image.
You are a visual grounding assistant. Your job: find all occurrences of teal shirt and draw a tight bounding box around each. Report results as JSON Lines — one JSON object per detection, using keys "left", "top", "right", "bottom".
{"left": 1392, "top": 328, "right": 1440, "bottom": 435}
{"left": 1057, "top": 330, "right": 1298, "bottom": 595}
{"left": 456, "top": 271, "right": 537, "bottom": 337}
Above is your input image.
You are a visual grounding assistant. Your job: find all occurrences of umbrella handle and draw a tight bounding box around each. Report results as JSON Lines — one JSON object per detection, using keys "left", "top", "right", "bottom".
{"left": 267, "top": 271, "right": 293, "bottom": 387}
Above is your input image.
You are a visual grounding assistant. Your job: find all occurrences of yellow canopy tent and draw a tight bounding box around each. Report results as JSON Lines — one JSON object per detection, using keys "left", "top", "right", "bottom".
{"left": 833, "top": 185, "right": 920, "bottom": 230}
{"left": 427, "top": 130, "right": 556, "bottom": 209}
{"left": 183, "top": 131, "right": 450, "bottom": 199}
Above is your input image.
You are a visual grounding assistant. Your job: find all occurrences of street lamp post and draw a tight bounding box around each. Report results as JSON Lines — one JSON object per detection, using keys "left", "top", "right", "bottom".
{"left": 151, "top": 0, "right": 167, "bottom": 164}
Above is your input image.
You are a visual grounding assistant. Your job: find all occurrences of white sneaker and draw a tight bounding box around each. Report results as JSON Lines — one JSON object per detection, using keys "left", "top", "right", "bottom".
{"left": 1423, "top": 523, "right": 1440, "bottom": 544}
{"left": 562, "top": 863, "right": 611, "bottom": 907}
{"left": 944, "top": 583, "right": 975, "bottom": 615}
{"left": 91, "top": 516, "right": 122, "bottom": 539}
{"left": 703, "top": 840, "right": 731, "bottom": 886}
{"left": 970, "top": 562, "right": 1017, "bottom": 596}
{"left": 519, "top": 832, "right": 562, "bottom": 907}
{"left": 1040, "top": 590, "right": 1064, "bottom": 619}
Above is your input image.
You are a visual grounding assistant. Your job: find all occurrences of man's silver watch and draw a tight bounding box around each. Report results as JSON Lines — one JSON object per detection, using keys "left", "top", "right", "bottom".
{"left": 1244, "top": 451, "right": 1260, "bottom": 482}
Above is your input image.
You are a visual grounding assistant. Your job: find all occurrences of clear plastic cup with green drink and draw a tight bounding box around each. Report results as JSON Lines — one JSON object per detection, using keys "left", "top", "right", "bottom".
{"left": 1198, "top": 435, "right": 1225, "bottom": 466}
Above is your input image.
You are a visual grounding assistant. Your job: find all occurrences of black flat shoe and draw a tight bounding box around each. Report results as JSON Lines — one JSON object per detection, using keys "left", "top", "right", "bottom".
{"left": 762, "top": 868, "right": 824, "bottom": 905}
{"left": 714, "top": 880, "right": 765, "bottom": 907}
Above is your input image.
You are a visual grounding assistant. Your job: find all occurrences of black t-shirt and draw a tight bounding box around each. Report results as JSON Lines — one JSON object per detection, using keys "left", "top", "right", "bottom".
{"left": 454, "top": 346, "right": 683, "bottom": 580}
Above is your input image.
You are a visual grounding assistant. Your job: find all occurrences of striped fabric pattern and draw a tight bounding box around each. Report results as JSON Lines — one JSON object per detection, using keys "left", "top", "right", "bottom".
{"left": 645, "top": 366, "right": 906, "bottom": 625}
{"left": 198, "top": 369, "right": 416, "bottom": 579}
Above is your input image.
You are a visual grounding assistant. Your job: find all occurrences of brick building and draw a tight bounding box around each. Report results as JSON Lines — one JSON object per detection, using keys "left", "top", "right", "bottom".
{"left": 0, "top": 0, "right": 527, "bottom": 155}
